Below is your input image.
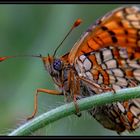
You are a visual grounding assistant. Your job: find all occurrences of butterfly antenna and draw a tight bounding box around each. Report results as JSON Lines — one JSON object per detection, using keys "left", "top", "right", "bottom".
{"left": 53, "top": 19, "right": 82, "bottom": 57}
{"left": 0, "top": 54, "right": 42, "bottom": 62}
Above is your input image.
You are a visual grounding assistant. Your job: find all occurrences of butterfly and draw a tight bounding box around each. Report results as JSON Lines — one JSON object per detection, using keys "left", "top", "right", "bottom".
{"left": 1, "top": 6, "right": 140, "bottom": 134}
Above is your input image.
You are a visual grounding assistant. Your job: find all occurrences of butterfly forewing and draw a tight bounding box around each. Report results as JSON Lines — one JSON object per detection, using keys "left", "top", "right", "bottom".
{"left": 69, "top": 6, "right": 140, "bottom": 64}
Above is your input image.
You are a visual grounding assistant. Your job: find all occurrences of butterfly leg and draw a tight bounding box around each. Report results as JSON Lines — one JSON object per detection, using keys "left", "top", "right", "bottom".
{"left": 73, "top": 76, "right": 82, "bottom": 117}
{"left": 73, "top": 95, "right": 82, "bottom": 117}
{"left": 27, "top": 88, "right": 62, "bottom": 120}
{"left": 67, "top": 69, "right": 82, "bottom": 117}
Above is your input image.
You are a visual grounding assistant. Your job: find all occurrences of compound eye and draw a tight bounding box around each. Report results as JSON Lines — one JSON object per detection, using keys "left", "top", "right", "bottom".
{"left": 53, "top": 59, "right": 62, "bottom": 71}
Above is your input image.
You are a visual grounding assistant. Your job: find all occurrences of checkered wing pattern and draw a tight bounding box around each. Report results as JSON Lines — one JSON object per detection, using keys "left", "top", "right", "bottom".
{"left": 69, "top": 6, "right": 140, "bottom": 63}
{"left": 67, "top": 6, "right": 140, "bottom": 133}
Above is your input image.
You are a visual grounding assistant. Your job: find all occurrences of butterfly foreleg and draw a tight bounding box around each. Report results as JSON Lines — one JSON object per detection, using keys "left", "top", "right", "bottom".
{"left": 27, "top": 88, "right": 62, "bottom": 120}
{"left": 67, "top": 69, "right": 82, "bottom": 117}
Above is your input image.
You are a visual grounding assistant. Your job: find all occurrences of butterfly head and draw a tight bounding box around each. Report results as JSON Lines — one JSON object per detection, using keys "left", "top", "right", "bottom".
{"left": 42, "top": 54, "right": 63, "bottom": 85}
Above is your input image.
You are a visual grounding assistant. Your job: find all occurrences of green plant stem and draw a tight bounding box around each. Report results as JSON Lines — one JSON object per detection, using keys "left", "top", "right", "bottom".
{"left": 8, "top": 86, "right": 140, "bottom": 136}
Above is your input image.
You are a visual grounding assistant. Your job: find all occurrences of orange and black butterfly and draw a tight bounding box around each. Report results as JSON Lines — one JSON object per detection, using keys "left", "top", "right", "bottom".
{"left": 1, "top": 6, "right": 140, "bottom": 134}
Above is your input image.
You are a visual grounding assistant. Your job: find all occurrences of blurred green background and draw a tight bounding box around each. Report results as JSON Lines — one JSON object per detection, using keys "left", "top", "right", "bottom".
{"left": 0, "top": 4, "right": 140, "bottom": 136}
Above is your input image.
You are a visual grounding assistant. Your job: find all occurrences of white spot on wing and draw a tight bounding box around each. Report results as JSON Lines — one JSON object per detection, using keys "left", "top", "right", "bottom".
{"left": 127, "top": 60, "right": 140, "bottom": 68}
{"left": 131, "top": 21, "right": 140, "bottom": 29}
{"left": 112, "top": 84, "right": 121, "bottom": 90}
{"left": 133, "top": 69, "right": 140, "bottom": 81}
{"left": 110, "top": 110, "right": 117, "bottom": 117}
{"left": 102, "top": 49, "right": 112, "bottom": 61}
{"left": 79, "top": 55, "right": 86, "bottom": 62}
{"left": 86, "top": 71, "right": 93, "bottom": 80}
{"left": 116, "top": 77, "right": 128, "bottom": 86}
{"left": 112, "top": 69, "right": 124, "bottom": 77}
{"left": 75, "top": 59, "right": 84, "bottom": 74}
{"left": 119, "top": 48, "right": 128, "bottom": 59}
{"left": 130, "top": 105, "right": 140, "bottom": 117}
{"left": 105, "top": 59, "right": 117, "bottom": 69}
{"left": 132, "top": 99, "right": 140, "bottom": 108}
{"left": 117, "top": 102, "right": 125, "bottom": 113}
{"left": 83, "top": 58, "right": 92, "bottom": 71}
{"left": 95, "top": 52, "right": 102, "bottom": 65}
{"left": 132, "top": 118, "right": 140, "bottom": 129}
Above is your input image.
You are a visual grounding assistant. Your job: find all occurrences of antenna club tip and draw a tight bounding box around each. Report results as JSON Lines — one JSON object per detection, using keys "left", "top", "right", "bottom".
{"left": 73, "top": 18, "right": 82, "bottom": 28}
{"left": 0, "top": 56, "right": 10, "bottom": 62}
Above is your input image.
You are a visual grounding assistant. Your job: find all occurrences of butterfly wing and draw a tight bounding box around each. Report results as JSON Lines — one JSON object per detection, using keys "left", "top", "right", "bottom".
{"left": 69, "top": 6, "right": 140, "bottom": 65}
{"left": 68, "top": 6, "right": 140, "bottom": 133}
